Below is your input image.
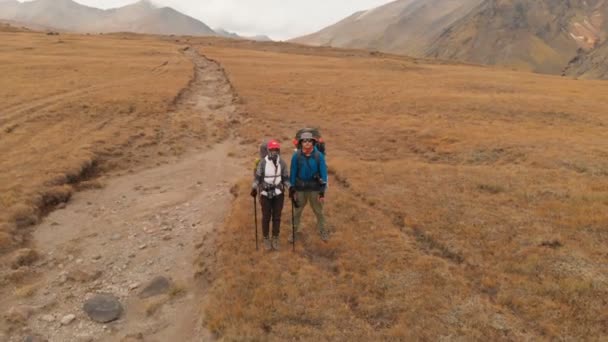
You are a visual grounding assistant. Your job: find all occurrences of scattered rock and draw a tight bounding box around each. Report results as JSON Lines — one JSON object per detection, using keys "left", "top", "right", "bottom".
{"left": 138, "top": 276, "right": 172, "bottom": 299}
{"left": 67, "top": 269, "right": 102, "bottom": 283}
{"left": 5, "top": 305, "right": 34, "bottom": 324}
{"left": 83, "top": 294, "right": 123, "bottom": 323}
{"left": 40, "top": 314, "right": 55, "bottom": 322}
{"left": 138, "top": 244, "right": 147, "bottom": 250}
{"left": 60, "top": 314, "right": 76, "bottom": 325}
{"left": 10, "top": 248, "right": 39, "bottom": 269}
{"left": 129, "top": 283, "right": 140, "bottom": 290}
{"left": 110, "top": 234, "right": 121, "bottom": 241}
{"left": 92, "top": 255, "right": 102, "bottom": 261}
{"left": 76, "top": 335, "right": 94, "bottom": 342}
{"left": 57, "top": 271, "right": 68, "bottom": 284}
{"left": 122, "top": 332, "right": 145, "bottom": 341}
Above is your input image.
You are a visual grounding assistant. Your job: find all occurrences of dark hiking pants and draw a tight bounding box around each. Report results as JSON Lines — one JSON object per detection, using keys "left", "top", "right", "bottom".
{"left": 260, "top": 194, "right": 285, "bottom": 238}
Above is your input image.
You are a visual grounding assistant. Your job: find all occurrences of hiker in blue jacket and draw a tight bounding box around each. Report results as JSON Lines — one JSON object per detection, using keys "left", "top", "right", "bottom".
{"left": 288, "top": 132, "right": 329, "bottom": 242}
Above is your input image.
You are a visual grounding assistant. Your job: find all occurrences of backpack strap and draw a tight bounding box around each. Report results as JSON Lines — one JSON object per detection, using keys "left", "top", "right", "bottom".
{"left": 296, "top": 150, "right": 321, "bottom": 181}
{"left": 256, "top": 158, "right": 266, "bottom": 185}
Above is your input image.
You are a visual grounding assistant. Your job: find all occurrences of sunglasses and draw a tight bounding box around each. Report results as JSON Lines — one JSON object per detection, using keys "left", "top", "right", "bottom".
{"left": 301, "top": 139, "right": 314, "bottom": 143}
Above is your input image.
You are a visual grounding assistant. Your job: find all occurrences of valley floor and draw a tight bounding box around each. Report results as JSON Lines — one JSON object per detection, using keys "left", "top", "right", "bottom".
{"left": 2, "top": 31, "right": 608, "bottom": 341}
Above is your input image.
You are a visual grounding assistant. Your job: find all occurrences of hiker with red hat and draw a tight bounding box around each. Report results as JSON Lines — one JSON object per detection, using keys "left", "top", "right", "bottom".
{"left": 251, "top": 139, "right": 290, "bottom": 251}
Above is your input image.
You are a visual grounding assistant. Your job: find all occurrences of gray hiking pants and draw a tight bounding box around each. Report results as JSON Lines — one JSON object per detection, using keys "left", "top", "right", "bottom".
{"left": 293, "top": 191, "right": 325, "bottom": 234}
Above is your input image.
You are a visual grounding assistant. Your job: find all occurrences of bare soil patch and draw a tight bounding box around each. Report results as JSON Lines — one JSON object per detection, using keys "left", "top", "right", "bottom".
{"left": 1, "top": 32, "right": 246, "bottom": 341}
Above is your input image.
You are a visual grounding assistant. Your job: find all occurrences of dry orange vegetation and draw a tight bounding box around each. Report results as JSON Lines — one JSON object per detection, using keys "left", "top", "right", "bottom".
{"left": 200, "top": 44, "right": 608, "bottom": 339}
{"left": 1, "top": 28, "right": 607, "bottom": 340}
{"left": 0, "top": 30, "right": 198, "bottom": 257}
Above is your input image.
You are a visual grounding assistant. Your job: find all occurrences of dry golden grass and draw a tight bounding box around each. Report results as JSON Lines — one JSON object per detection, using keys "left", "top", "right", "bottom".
{"left": 1, "top": 27, "right": 606, "bottom": 339}
{"left": 200, "top": 43, "right": 608, "bottom": 340}
{"left": 0, "top": 30, "right": 196, "bottom": 255}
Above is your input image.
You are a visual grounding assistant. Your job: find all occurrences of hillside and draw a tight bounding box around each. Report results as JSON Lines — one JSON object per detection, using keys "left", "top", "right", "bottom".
{"left": 104, "top": 0, "right": 216, "bottom": 36}
{"left": 293, "top": 0, "right": 608, "bottom": 74}
{"left": 292, "top": 0, "right": 483, "bottom": 56}
{"left": 564, "top": 39, "right": 608, "bottom": 78}
{"left": 3, "top": 0, "right": 104, "bottom": 32}
{"left": 0, "top": 0, "right": 216, "bottom": 36}
{"left": 0, "top": 18, "right": 59, "bottom": 32}
{"left": 428, "top": 0, "right": 608, "bottom": 73}
{"left": 215, "top": 28, "right": 273, "bottom": 42}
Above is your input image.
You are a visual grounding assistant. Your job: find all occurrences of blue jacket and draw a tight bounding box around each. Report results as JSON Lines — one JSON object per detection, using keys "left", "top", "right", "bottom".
{"left": 290, "top": 147, "right": 328, "bottom": 191}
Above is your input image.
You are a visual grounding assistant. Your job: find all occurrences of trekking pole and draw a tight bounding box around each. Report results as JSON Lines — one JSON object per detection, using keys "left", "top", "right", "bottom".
{"left": 254, "top": 197, "right": 258, "bottom": 251}
{"left": 291, "top": 198, "right": 296, "bottom": 252}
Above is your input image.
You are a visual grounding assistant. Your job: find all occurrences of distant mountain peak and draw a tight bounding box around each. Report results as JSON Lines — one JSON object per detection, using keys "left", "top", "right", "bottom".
{"left": 134, "top": 0, "right": 157, "bottom": 8}
{"left": 0, "top": 0, "right": 217, "bottom": 36}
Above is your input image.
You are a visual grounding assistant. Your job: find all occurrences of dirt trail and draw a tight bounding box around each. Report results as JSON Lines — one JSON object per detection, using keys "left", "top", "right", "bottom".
{"left": 3, "top": 48, "right": 245, "bottom": 341}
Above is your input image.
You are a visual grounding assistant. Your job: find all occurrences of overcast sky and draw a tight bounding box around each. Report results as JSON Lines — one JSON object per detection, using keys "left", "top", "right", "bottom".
{"left": 18, "top": 0, "right": 395, "bottom": 40}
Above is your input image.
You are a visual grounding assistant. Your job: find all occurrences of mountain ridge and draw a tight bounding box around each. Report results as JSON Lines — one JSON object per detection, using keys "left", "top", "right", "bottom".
{"left": 292, "top": 0, "right": 608, "bottom": 77}
{"left": 0, "top": 0, "right": 217, "bottom": 36}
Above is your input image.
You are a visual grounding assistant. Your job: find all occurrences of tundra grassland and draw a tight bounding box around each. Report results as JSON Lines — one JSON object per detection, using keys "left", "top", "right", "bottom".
{"left": 198, "top": 42, "right": 608, "bottom": 340}
{"left": 0, "top": 29, "right": 202, "bottom": 267}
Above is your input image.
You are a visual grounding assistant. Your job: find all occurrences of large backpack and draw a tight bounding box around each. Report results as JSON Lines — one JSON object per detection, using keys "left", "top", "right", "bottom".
{"left": 293, "top": 128, "right": 326, "bottom": 155}
{"left": 253, "top": 140, "right": 269, "bottom": 176}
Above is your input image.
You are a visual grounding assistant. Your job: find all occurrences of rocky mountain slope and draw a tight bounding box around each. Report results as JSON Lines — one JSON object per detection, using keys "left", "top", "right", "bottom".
{"left": 427, "top": 0, "right": 608, "bottom": 73}
{"left": 293, "top": 0, "right": 608, "bottom": 76}
{"left": 564, "top": 39, "right": 608, "bottom": 78}
{"left": 292, "top": 0, "right": 483, "bottom": 56}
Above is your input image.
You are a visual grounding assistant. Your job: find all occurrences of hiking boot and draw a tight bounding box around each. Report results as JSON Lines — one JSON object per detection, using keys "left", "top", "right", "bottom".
{"left": 320, "top": 230, "right": 329, "bottom": 242}
{"left": 272, "top": 237, "right": 280, "bottom": 251}
{"left": 263, "top": 237, "right": 272, "bottom": 251}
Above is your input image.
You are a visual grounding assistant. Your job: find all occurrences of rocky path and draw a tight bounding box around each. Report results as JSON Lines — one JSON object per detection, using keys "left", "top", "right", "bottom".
{"left": 3, "top": 48, "right": 245, "bottom": 342}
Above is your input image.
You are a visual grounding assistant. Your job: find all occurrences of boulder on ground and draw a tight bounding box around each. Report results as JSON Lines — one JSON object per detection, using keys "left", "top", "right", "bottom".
{"left": 83, "top": 294, "right": 123, "bottom": 323}
{"left": 138, "top": 276, "right": 172, "bottom": 299}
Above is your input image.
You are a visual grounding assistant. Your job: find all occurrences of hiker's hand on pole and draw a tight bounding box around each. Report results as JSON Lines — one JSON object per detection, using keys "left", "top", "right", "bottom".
{"left": 289, "top": 187, "right": 296, "bottom": 200}
{"left": 250, "top": 188, "right": 257, "bottom": 197}
{"left": 318, "top": 192, "right": 325, "bottom": 203}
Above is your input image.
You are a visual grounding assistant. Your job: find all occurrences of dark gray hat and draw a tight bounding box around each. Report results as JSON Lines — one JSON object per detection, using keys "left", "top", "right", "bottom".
{"left": 299, "top": 132, "right": 314, "bottom": 141}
